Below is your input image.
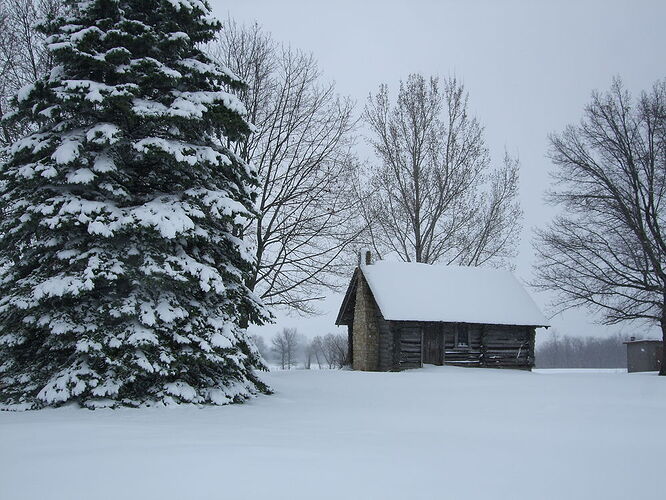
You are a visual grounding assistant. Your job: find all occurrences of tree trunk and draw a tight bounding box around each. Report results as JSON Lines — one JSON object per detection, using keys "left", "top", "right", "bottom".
{"left": 659, "top": 315, "right": 666, "bottom": 375}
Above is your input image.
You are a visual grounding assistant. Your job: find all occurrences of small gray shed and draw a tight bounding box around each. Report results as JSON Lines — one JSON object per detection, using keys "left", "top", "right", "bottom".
{"left": 624, "top": 339, "right": 663, "bottom": 373}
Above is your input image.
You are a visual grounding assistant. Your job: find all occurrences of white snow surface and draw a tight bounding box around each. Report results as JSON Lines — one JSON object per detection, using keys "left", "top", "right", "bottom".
{"left": 0, "top": 367, "right": 662, "bottom": 500}
{"left": 360, "top": 261, "right": 549, "bottom": 326}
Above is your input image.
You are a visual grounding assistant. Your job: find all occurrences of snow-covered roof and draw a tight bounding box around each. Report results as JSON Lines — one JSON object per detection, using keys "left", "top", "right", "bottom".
{"left": 357, "top": 261, "right": 548, "bottom": 327}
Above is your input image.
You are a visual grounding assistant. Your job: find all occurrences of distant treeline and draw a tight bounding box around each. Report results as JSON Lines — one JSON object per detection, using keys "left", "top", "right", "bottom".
{"left": 535, "top": 333, "right": 632, "bottom": 368}
{"left": 251, "top": 329, "right": 348, "bottom": 370}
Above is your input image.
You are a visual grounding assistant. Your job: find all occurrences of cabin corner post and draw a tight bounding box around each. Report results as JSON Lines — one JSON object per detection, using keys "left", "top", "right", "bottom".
{"left": 420, "top": 326, "right": 424, "bottom": 367}
{"left": 480, "top": 324, "right": 487, "bottom": 367}
{"left": 439, "top": 323, "right": 445, "bottom": 365}
{"left": 347, "top": 324, "right": 353, "bottom": 366}
{"left": 528, "top": 327, "right": 536, "bottom": 370}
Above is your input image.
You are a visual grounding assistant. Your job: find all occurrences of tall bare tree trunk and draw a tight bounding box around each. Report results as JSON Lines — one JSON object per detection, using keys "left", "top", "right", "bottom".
{"left": 659, "top": 312, "right": 666, "bottom": 376}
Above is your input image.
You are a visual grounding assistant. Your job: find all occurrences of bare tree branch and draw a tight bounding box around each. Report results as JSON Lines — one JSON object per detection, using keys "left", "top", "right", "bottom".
{"left": 0, "top": 0, "right": 62, "bottom": 149}
{"left": 209, "top": 19, "right": 364, "bottom": 314}
{"left": 533, "top": 77, "right": 666, "bottom": 374}
{"left": 359, "top": 74, "right": 521, "bottom": 267}
{"left": 270, "top": 328, "right": 302, "bottom": 370}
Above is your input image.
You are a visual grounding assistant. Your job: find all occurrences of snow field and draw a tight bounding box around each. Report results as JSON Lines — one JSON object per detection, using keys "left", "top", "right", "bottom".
{"left": 0, "top": 366, "right": 663, "bottom": 500}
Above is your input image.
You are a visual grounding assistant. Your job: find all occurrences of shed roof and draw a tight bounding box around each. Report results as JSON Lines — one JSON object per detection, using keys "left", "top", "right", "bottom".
{"left": 337, "top": 261, "right": 549, "bottom": 327}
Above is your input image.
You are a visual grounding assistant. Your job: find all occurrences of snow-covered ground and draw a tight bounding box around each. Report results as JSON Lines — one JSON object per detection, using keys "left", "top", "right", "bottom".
{"left": 1, "top": 367, "right": 663, "bottom": 500}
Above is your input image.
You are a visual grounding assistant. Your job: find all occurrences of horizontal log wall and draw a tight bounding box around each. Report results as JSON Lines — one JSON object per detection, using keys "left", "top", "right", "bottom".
{"left": 385, "top": 321, "right": 536, "bottom": 371}
{"left": 481, "top": 325, "right": 534, "bottom": 369}
{"left": 398, "top": 326, "right": 422, "bottom": 369}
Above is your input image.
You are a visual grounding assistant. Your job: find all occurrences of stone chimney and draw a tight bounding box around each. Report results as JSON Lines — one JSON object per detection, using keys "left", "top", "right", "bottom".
{"left": 358, "top": 249, "right": 372, "bottom": 266}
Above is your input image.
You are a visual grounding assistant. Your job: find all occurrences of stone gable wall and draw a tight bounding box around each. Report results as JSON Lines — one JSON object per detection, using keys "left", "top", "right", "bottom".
{"left": 352, "top": 271, "right": 379, "bottom": 370}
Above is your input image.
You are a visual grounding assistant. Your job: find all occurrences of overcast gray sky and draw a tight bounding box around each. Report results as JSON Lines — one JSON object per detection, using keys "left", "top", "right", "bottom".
{"left": 214, "top": 0, "right": 666, "bottom": 341}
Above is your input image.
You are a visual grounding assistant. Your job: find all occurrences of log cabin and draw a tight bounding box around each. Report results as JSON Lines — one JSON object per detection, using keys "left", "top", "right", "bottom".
{"left": 336, "top": 252, "right": 549, "bottom": 371}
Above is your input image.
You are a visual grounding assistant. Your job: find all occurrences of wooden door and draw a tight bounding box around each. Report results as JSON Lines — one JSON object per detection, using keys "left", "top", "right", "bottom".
{"left": 423, "top": 325, "right": 443, "bottom": 365}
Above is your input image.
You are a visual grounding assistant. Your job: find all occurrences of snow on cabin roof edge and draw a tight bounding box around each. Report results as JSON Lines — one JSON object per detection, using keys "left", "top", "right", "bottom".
{"left": 359, "top": 261, "right": 549, "bottom": 328}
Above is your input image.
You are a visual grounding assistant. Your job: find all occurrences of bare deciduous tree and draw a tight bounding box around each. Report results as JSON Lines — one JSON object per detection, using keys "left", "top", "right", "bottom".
{"left": 533, "top": 78, "right": 666, "bottom": 375}
{"left": 323, "top": 333, "right": 348, "bottom": 368}
{"left": 360, "top": 74, "right": 521, "bottom": 266}
{"left": 210, "top": 20, "right": 363, "bottom": 314}
{"left": 271, "top": 328, "right": 302, "bottom": 370}
{"left": 307, "top": 336, "right": 324, "bottom": 369}
{"left": 0, "top": 0, "right": 62, "bottom": 147}
{"left": 310, "top": 333, "right": 347, "bottom": 368}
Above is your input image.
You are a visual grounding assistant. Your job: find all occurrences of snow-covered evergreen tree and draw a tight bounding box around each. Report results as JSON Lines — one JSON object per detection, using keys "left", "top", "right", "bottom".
{"left": 0, "top": 0, "right": 270, "bottom": 409}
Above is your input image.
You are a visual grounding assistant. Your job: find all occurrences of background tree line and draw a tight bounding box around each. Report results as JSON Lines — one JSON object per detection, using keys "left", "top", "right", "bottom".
{"left": 535, "top": 332, "right": 631, "bottom": 369}
{"left": 251, "top": 329, "right": 348, "bottom": 370}
{"left": 254, "top": 329, "right": 636, "bottom": 370}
